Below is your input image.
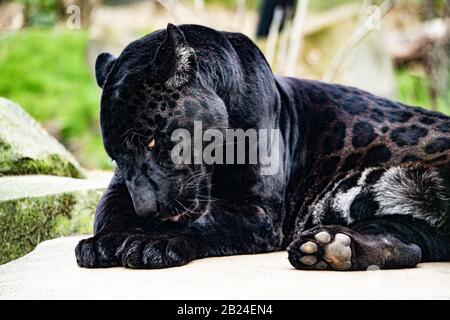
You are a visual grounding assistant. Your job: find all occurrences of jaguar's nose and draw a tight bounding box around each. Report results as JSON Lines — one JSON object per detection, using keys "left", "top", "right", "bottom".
{"left": 130, "top": 191, "right": 159, "bottom": 218}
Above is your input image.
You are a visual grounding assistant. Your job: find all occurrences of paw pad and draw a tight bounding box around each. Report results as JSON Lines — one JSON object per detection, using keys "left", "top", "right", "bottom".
{"left": 299, "top": 241, "right": 318, "bottom": 254}
{"left": 323, "top": 233, "right": 352, "bottom": 271}
{"left": 289, "top": 230, "right": 353, "bottom": 271}
{"left": 315, "top": 231, "right": 331, "bottom": 244}
{"left": 299, "top": 255, "right": 317, "bottom": 266}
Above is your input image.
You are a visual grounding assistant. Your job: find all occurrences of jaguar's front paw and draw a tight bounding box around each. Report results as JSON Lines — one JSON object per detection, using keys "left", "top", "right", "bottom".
{"left": 75, "top": 232, "right": 128, "bottom": 268}
{"left": 116, "top": 234, "right": 197, "bottom": 269}
{"left": 287, "top": 226, "right": 354, "bottom": 271}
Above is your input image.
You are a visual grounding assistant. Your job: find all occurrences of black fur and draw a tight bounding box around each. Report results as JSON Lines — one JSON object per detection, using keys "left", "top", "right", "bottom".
{"left": 75, "top": 24, "right": 450, "bottom": 271}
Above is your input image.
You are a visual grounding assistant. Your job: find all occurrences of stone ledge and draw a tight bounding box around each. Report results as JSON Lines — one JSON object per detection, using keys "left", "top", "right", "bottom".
{"left": 1, "top": 236, "right": 449, "bottom": 300}
{"left": 0, "top": 97, "right": 85, "bottom": 178}
{"left": 0, "top": 174, "right": 111, "bottom": 264}
{"left": 0, "top": 174, "right": 110, "bottom": 202}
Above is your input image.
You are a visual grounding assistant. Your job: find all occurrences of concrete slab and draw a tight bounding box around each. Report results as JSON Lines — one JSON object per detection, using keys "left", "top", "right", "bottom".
{"left": 1, "top": 236, "right": 450, "bottom": 300}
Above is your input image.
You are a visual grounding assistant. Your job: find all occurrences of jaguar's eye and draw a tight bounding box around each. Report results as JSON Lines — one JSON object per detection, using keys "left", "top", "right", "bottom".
{"left": 147, "top": 138, "right": 156, "bottom": 150}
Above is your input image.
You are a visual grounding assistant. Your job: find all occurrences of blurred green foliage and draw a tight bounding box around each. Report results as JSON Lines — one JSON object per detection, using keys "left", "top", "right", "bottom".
{"left": 308, "top": 0, "right": 359, "bottom": 12}
{"left": 16, "top": 0, "right": 60, "bottom": 26}
{"left": 396, "top": 69, "right": 450, "bottom": 115}
{"left": 0, "top": 28, "right": 111, "bottom": 170}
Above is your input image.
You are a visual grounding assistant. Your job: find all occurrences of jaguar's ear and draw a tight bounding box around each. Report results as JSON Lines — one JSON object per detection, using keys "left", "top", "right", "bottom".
{"left": 95, "top": 52, "right": 117, "bottom": 88}
{"left": 153, "top": 23, "right": 198, "bottom": 87}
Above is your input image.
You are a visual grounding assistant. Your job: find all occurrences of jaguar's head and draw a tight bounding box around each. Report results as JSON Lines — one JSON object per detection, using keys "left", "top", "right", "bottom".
{"left": 96, "top": 24, "right": 228, "bottom": 222}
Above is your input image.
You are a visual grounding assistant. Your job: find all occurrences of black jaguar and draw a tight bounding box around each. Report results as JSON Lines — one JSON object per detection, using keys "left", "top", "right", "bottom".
{"left": 75, "top": 24, "right": 450, "bottom": 271}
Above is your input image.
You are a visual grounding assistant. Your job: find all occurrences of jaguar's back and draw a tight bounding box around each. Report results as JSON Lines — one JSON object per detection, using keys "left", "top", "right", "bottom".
{"left": 291, "top": 79, "right": 450, "bottom": 203}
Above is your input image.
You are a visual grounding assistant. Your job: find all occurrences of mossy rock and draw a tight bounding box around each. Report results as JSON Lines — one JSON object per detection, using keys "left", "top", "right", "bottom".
{"left": 0, "top": 97, "right": 85, "bottom": 178}
{"left": 0, "top": 175, "right": 110, "bottom": 264}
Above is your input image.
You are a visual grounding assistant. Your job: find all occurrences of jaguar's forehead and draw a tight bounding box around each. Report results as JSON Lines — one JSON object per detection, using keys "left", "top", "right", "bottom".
{"left": 103, "top": 79, "right": 187, "bottom": 141}
{"left": 101, "top": 80, "right": 220, "bottom": 157}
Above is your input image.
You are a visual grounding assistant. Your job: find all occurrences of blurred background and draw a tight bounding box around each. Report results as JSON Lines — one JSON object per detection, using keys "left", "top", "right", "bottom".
{"left": 0, "top": 0, "right": 449, "bottom": 171}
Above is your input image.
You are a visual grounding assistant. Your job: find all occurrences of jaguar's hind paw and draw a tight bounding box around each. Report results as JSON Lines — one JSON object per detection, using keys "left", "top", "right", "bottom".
{"left": 287, "top": 227, "right": 353, "bottom": 271}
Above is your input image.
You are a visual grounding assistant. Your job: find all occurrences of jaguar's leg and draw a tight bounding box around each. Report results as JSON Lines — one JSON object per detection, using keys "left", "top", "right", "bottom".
{"left": 75, "top": 174, "right": 144, "bottom": 268}
{"left": 113, "top": 203, "right": 282, "bottom": 269}
{"left": 76, "top": 172, "right": 283, "bottom": 269}
{"left": 288, "top": 218, "right": 450, "bottom": 271}
{"left": 288, "top": 165, "right": 450, "bottom": 271}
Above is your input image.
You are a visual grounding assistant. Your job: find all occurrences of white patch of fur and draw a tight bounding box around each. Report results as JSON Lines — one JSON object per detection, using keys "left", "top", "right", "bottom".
{"left": 166, "top": 46, "right": 195, "bottom": 88}
{"left": 309, "top": 168, "right": 376, "bottom": 224}
{"left": 332, "top": 186, "right": 361, "bottom": 224}
{"left": 358, "top": 167, "right": 376, "bottom": 185}
{"left": 331, "top": 167, "right": 376, "bottom": 224}
{"left": 310, "top": 190, "right": 332, "bottom": 224}
{"left": 373, "top": 166, "right": 448, "bottom": 226}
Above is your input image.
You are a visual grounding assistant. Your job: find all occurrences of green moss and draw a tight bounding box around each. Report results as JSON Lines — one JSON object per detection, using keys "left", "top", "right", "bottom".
{"left": 0, "top": 154, "right": 84, "bottom": 178}
{"left": 0, "top": 189, "right": 102, "bottom": 264}
{"left": 53, "top": 189, "right": 101, "bottom": 236}
{"left": 0, "top": 194, "right": 73, "bottom": 264}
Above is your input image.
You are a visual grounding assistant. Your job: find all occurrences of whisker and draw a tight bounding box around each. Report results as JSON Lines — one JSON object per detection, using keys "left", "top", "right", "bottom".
{"left": 121, "top": 127, "right": 139, "bottom": 138}
{"left": 175, "top": 199, "right": 202, "bottom": 216}
{"left": 183, "top": 173, "right": 212, "bottom": 190}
